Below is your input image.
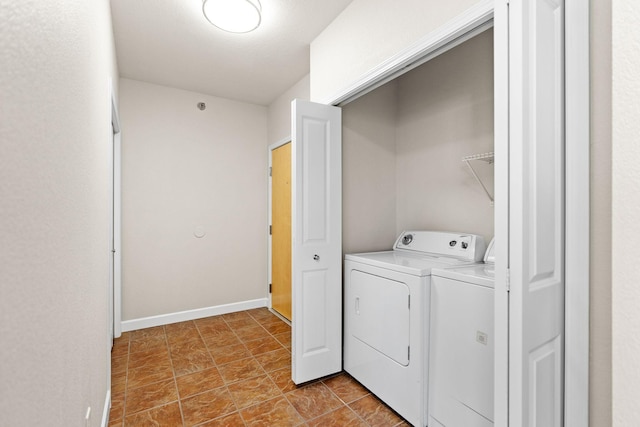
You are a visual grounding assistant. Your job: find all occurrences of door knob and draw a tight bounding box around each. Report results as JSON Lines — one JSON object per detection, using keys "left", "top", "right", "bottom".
{"left": 313, "top": 254, "right": 320, "bottom": 261}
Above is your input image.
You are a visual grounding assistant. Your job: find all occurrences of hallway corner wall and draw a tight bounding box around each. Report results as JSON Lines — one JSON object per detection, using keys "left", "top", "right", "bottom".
{"left": 0, "top": 0, "right": 119, "bottom": 424}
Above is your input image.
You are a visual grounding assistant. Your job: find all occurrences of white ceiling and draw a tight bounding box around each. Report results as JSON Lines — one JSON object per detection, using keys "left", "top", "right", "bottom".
{"left": 110, "top": 0, "right": 353, "bottom": 106}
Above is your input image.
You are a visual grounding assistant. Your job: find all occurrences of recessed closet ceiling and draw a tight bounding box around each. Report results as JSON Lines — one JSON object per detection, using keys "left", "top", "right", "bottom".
{"left": 110, "top": 0, "right": 353, "bottom": 105}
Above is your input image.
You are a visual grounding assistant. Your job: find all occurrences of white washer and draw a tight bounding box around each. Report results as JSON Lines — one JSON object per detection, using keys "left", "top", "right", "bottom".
{"left": 429, "top": 239, "right": 495, "bottom": 427}
{"left": 344, "top": 231, "right": 486, "bottom": 427}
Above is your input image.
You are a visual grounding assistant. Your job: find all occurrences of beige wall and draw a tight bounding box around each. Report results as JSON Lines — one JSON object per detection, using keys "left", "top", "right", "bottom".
{"left": 342, "top": 31, "right": 494, "bottom": 253}
{"left": 310, "top": 0, "right": 484, "bottom": 102}
{"left": 342, "top": 82, "right": 398, "bottom": 254}
{"left": 0, "top": 0, "right": 118, "bottom": 425}
{"left": 612, "top": 0, "right": 640, "bottom": 424}
{"left": 590, "top": 0, "right": 613, "bottom": 424}
{"left": 120, "top": 79, "right": 268, "bottom": 321}
{"left": 267, "top": 74, "right": 310, "bottom": 144}
{"left": 395, "top": 29, "right": 494, "bottom": 242}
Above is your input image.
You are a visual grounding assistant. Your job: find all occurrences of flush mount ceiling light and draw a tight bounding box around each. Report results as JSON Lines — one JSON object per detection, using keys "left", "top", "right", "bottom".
{"left": 202, "top": 0, "right": 262, "bottom": 33}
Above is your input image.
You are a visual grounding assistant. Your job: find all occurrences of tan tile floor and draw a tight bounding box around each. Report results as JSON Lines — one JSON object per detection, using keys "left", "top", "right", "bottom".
{"left": 110, "top": 308, "right": 410, "bottom": 427}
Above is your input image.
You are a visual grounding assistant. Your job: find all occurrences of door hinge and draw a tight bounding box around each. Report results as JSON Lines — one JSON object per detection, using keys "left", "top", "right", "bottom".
{"left": 506, "top": 268, "right": 511, "bottom": 292}
{"left": 408, "top": 346, "right": 410, "bottom": 361}
{"left": 269, "top": 167, "right": 272, "bottom": 177}
{"left": 269, "top": 283, "right": 272, "bottom": 293}
{"left": 269, "top": 225, "right": 272, "bottom": 235}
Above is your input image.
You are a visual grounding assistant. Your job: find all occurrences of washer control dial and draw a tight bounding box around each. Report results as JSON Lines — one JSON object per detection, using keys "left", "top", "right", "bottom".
{"left": 402, "top": 234, "right": 414, "bottom": 245}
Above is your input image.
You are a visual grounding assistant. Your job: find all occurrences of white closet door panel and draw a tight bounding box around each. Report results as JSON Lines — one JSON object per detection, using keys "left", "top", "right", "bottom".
{"left": 291, "top": 99, "right": 342, "bottom": 384}
{"left": 509, "top": 0, "right": 565, "bottom": 426}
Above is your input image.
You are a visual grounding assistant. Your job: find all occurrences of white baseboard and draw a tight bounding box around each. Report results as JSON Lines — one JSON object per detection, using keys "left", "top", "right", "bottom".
{"left": 121, "top": 298, "right": 268, "bottom": 332}
{"left": 101, "top": 389, "right": 111, "bottom": 427}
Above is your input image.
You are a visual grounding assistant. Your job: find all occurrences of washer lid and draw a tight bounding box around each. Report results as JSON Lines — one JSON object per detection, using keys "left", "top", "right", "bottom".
{"left": 345, "top": 251, "right": 478, "bottom": 276}
{"left": 431, "top": 264, "right": 495, "bottom": 288}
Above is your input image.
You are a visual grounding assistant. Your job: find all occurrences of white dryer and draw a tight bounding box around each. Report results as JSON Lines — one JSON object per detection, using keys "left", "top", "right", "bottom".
{"left": 344, "top": 231, "right": 486, "bottom": 427}
{"left": 429, "top": 239, "right": 495, "bottom": 427}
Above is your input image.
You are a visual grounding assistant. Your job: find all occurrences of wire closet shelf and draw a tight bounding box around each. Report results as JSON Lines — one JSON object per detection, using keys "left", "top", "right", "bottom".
{"left": 462, "top": 151, "right": 494, "bottom": 205}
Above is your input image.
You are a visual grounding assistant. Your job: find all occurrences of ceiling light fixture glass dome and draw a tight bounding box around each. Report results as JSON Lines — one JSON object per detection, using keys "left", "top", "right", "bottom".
{"left": 202, "top": 0, "right": 262, "bottom": 33}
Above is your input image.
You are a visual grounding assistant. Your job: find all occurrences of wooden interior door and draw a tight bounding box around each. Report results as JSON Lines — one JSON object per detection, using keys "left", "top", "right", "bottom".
{"left": 271, "top": 142, "right": 292, "bottom": 320}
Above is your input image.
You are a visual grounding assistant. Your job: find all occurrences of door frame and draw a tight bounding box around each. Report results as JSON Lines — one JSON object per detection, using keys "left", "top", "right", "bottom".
{"left": 110, "top": 84, "right": 122, "bottom": 339}
{"left": 267, "top": 137, "right": 293, "bottom": 322}
{"left": 562, "top": 1, "right": 590, "bottom": 425}
{"left": 320, "top": 0, "right": 590, "bottom": 424}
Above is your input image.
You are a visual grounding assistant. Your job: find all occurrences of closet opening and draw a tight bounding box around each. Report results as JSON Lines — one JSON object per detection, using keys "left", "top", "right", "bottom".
{"left": 341, "top": 28, "right": 495, "bottom": 256}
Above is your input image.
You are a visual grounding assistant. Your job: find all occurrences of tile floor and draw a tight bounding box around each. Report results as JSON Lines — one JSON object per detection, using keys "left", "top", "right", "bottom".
{"left": 110, "top": 308, "right": 409, "bottom": 427}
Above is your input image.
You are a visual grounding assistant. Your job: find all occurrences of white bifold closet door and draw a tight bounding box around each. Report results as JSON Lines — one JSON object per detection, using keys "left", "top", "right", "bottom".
{"left": 508, "top": 0, "right": 565, "bottom": 425}
{"left": 290, "top": 99, "right": 342, "bottom": 384}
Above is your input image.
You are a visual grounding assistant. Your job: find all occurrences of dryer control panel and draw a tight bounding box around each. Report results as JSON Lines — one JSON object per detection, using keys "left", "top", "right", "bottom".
{"left": 394, "top": 231, "right": 486, "bottom": 262}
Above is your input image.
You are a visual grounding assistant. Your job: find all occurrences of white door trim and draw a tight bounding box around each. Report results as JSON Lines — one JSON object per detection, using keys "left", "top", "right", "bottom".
{"left": 321, "top": 1, "right": 590, "bottom": 425}
{"left": 110, "top": 85, "right": 122, "bottom": 339}
{"left": 267, "top": 137, "right": 292, "bottom": 318}
{"left": 493, "top": 1, "right": 510, "bottom": 425}
{"left": 563, "top": 0, "right": 590, "bottom": 424}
